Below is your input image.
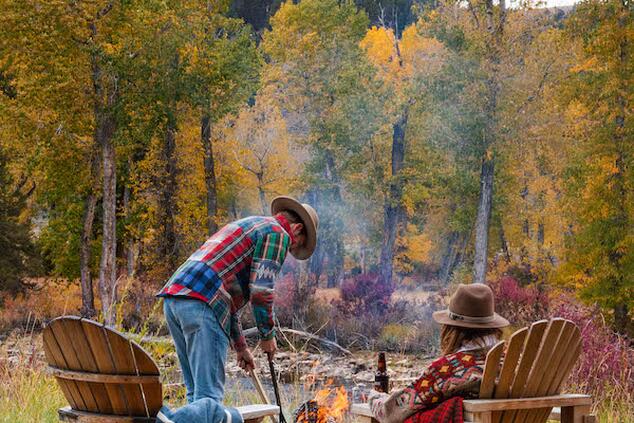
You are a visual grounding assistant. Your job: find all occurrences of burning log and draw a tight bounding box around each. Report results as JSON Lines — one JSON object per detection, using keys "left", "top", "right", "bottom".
{"left": 293, "top": 387, "right": 349, "bottom": 423}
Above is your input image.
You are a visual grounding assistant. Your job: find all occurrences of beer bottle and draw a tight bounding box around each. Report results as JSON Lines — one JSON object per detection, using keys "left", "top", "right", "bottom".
{"left": 374, "top": 352, "right": 389, "bottom": 393}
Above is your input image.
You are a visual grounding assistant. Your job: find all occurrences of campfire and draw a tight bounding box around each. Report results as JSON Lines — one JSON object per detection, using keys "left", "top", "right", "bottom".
{"left": 294, "top": 386, "right": 349, "bottom": 423}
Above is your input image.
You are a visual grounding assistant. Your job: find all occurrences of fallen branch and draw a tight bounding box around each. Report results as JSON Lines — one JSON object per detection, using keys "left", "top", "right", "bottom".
{"left": 244, "top": 327, "right": 352, "bottom": 356}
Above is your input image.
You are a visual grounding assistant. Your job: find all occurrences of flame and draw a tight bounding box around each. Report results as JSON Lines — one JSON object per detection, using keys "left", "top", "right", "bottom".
{"left": 295, "top": 387, "right": 349, "bottom": 423}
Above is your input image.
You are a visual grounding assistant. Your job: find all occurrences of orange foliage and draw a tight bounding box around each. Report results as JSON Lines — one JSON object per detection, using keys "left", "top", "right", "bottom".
{"left": 0, "top": 279, "right": 87, "bottom": 332}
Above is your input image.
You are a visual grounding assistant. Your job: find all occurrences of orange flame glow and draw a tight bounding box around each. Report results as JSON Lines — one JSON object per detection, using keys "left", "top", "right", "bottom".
{"left": 295, "top": 387, "right": 349, "bottom": 423}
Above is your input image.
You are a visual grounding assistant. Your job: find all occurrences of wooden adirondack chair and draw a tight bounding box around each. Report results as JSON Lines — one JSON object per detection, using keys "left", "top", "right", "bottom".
{"left": 43, "top": 316, "right": 279, "bottom": 423}
{"left": 350, "top": 318, "right": 595, "bottom": 423}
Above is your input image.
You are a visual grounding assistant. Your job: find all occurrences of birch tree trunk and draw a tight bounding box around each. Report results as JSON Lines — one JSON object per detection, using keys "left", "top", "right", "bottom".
{"left": 98, "top": 112, "right": 117, "bottom": 325}
{"left": 472, "top": 0, "right": 504, "bottom": 284}
{"left": 473, "top": 154, "right": 494, "bottom": 284}
{"left": 79, "top": 183, "right": 98, "bottom": 318}
{"left": 90, "top": 2, "right": 118, "bottom": 325}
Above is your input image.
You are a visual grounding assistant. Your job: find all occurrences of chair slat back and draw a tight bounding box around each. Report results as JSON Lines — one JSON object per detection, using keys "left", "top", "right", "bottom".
{"left": 479, "top": 318, "right": 581, "bottom": 423}
{"left": 479, "top": 341, "right": 505, "bottom": 399}
{"left": 493, "top": 327, "right": 528, "bottom": 399}
{"left": 43, "top": 316, "right": 162, "bottom": 418}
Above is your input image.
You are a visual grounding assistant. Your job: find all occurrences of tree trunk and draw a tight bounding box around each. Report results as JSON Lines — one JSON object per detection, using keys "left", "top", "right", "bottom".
{"left": 202, "top": 114, "right": 218, "bottom": 235}
{"left": 470, "top": 0, "right": 503, "bottom": 285}
{"left": 380, "top": 110, "right": 408, "bottom": 288}
{"left": 324, "top": 151, "right": 344, "bottom": 287}
{"left": 160, "top": 118, "right": 179, "bottom": 269}
{"left": 79, "top": 133, "right": 100, "bottom": 318}
{"left": 473, "top": 153, "right": 494, "bottom": 284}
{"left": 439, "top": 231, "right": 468, "bottom": 285}
{"left": 79, "top": 189, "right": 97, "bottom": 318}
{"left": 123, "top": 180, "right": 136, "bottom": 277}
{"left": 98, "top": 111, "right": 117, "bottom": 326}
{"left": 89, "top": 7, "right": 118, "bottom": 325}
{"left": 499, "top": 216, "right": 511, "bottom": 263}
{"left": 307, "top": 189, "right": 324, "bottom": 287}
{"left": 257, "top": 174, "right": 267, "bottom": 215}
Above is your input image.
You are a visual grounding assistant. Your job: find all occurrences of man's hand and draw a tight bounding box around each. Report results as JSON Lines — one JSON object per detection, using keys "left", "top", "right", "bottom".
{"left": 260, "top": 338, "right": 277, "bottom": 356}
{"left": 237, "top": 348, "right": 255, "bottom": 372}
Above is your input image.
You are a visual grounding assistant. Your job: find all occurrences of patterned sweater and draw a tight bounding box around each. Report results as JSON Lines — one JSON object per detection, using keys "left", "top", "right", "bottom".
{"left": 369, "top": 348, "right": 490, "bottom": 423}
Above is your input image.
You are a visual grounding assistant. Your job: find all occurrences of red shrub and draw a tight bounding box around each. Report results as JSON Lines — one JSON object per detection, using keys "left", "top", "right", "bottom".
{"left": 489, "top": 276, "right": 550, "bottom": 327}
{"left": 337, "top": 273, "right": 394, "bottom": 316}
{"left": 550, "top": 293, "right": 634, "bottom": 400}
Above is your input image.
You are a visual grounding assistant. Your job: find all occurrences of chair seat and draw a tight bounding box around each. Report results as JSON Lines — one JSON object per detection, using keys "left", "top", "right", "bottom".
{"left": 59, "top": 404, "right": 280, "bottom": 423}
{"left": 462, "top": 394, "right": 591, "bottom": 412}
{"left": 350, "top": 394, "right": 592, "bottom": 423}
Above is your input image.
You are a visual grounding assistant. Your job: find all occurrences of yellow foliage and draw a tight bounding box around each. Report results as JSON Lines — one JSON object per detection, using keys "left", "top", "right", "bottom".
{"left": 570, "top": 56, "right": 600, "bottom": 73}
{"left": 406, "top": 225, "right": 433, "bottom": 263}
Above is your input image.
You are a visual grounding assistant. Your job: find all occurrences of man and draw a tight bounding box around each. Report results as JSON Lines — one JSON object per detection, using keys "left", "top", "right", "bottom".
{"left": 156, "top": 196, "right": 318, "bottom": 423}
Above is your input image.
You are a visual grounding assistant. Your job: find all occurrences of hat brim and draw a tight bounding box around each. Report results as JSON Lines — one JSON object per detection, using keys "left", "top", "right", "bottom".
{"left": 271, "top": 196, "right": 317, "bottom": 260}
{"left": 432, "top": 309, "right": 510, "bottom": 329}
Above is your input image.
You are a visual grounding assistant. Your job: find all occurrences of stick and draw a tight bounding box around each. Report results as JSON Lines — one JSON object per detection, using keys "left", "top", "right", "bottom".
{"left": 268, "top": 353, "right": 287, "bottom": 423}
{"left": 249, "top": 368, "right": 271, "bottom": 404}
{"left": 249, "top": 367, "right": 278, "bottom": 423}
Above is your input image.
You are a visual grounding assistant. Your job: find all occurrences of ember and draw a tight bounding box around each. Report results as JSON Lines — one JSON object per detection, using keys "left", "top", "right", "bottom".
{"left": 294, "top": 387, "right": 349, "bottom": 423}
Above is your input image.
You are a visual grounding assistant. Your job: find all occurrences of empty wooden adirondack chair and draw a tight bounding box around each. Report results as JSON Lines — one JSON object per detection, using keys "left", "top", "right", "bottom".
{"left": 43, "top": 316, "right": 279, "bottom": 423}
{"left": 351, "top": 318, "right": 595, "bottom": 423}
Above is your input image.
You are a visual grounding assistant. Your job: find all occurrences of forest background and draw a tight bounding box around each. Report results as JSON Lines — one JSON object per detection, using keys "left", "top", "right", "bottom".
{"left": 0, "top": 0, "right": 632, "bottom": 421}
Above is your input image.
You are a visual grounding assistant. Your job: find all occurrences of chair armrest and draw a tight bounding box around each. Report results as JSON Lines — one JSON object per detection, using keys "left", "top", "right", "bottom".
{"left": 350, "top": 403, "right": 373, "bottom": 417}
{"left": 236, "top": 404, "right": 280, "bottom": 422}
{"left": 463, "top": 394, "right": 591, "bottom": 412}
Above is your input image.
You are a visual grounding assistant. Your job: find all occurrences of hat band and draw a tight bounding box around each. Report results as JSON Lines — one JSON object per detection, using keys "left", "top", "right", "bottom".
{"left": 449, "top": 311, "right": 496, "bottom": 323}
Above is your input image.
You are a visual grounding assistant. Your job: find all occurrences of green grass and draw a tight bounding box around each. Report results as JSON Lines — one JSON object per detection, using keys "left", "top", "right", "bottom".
{"left": 0, "top": 366, "right": 67, "bottom": 423}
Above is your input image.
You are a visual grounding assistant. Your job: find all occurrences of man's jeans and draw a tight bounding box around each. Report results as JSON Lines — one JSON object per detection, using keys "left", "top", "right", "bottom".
{"left": 163, "top": 296, "right": 229, "bottom": 403}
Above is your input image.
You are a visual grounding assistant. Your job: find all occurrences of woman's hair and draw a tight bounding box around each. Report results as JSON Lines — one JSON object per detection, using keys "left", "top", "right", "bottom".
{"left": 440, "top": 325, "right": 503, "bottom": 355}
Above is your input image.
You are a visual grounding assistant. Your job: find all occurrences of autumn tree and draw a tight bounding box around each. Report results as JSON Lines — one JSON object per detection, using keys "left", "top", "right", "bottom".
{"left": 360, "top": 24, "right": 448, "bottom": 286}
{"left": 231, "top": 96, "right": 301, "bottom": 214}
{"left": 0, "top": 147, "right": 38, "bottom": 292}
{"left": 556, "top": 0, "right": 633, "bottom": 334}
{"left": 184, "top": 12, "right": 260, "bottom": 235}
{"left": 263, "top": 0, "right": 375, "bottom": 287}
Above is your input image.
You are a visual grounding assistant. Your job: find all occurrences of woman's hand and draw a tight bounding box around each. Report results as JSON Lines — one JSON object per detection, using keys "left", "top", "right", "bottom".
{"left": 237, "top": 348, "right": 255, "bottom": 372}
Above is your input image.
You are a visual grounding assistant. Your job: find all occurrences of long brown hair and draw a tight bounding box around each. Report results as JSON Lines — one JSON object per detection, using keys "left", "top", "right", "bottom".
{"left": 440, "top": 325, "right": 503, "bottom": 355}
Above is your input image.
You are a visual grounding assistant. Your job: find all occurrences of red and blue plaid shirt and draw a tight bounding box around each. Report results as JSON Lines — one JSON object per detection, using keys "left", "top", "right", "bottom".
{"left": 157, "top": 215, "right": 293, "bottom": 351}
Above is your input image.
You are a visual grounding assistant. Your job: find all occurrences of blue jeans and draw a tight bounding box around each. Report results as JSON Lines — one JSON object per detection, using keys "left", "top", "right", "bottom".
{"left": 158, "top": 399, "right": 242, "bottom": 423}
{"left": 163, "top": 297, "right": 229, "bottom": 403}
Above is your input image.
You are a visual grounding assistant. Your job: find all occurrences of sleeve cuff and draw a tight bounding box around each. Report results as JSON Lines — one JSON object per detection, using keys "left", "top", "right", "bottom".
{"left": 259, "top": 328, "right": 276, "bottom": 341}
{"left": 232, "top": 335, "right": 248, "bottom": 352}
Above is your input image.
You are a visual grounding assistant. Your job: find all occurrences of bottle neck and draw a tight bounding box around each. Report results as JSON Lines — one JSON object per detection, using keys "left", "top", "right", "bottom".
{"left": 377, "top": 352, "right": 386, "bottom": 372}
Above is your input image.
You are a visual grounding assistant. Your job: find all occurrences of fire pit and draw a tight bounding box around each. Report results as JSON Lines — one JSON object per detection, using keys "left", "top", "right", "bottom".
{"left": 293, "top": 387, "right": 349, "bottom": 423}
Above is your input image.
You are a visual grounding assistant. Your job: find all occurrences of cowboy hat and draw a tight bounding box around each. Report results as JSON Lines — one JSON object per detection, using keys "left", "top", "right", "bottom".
{"left": 271, "top": 196, "right": 319, "bottom": 260}
{"left": 433, "top": 283, "right": 509, "bottom": 329}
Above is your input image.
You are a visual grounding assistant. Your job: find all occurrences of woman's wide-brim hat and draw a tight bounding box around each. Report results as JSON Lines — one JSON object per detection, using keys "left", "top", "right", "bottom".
{"left": 433, "top": 283, "right": 510, "bottom": 329}
{"left": 271, "top": 196, "right": 319, "bottom": 261}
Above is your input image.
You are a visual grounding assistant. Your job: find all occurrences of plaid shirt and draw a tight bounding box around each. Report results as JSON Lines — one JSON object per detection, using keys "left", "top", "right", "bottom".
{"left": 157, "top": 215, "right": 292, "bottom": 351}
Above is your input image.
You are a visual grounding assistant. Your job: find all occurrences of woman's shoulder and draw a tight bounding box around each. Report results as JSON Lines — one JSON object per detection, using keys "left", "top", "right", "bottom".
{"left": 424, "top": 350, "right": 488, "bottom": 380}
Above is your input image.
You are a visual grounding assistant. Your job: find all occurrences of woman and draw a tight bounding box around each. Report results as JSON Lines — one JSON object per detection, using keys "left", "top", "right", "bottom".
{"left": 369, "top": 283, "right": 509, "bottom": 423}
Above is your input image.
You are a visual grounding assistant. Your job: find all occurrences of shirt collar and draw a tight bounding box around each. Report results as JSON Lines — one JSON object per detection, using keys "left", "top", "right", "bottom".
{"left": 274, "top": 213, "right": 295, "bottom": 244}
